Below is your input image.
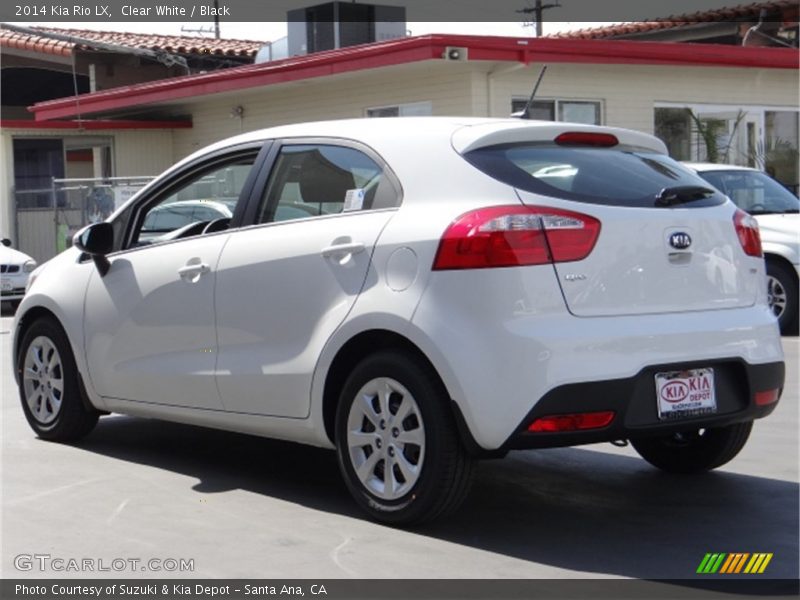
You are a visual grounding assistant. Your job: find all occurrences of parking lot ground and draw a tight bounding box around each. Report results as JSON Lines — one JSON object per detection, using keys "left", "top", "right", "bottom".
{"left": 1, "top": 314, "right": 797, "bottom": 583}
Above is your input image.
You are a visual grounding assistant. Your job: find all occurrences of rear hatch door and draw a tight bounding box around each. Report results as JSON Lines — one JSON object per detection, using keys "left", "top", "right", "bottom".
{"left": 458, "top": 124, "right": 760, "bottom": 317}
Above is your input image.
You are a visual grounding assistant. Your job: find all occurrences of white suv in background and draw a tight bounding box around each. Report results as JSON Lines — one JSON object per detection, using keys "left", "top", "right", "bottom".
{"left": 13, "top": 119, "right": 785, "bottom": 524}
{"left": 684, "top": 163, "right": 799, "bottom": 334}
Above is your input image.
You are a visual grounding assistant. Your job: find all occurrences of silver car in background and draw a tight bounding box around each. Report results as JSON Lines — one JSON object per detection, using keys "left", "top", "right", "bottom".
{"left": 684, "top": 163, "right": 799, "bottom": 334}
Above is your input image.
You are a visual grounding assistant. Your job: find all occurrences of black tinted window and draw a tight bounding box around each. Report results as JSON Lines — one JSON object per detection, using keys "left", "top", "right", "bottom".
{"left": 259, "top": 144, "right": 400, "bottom": 224}
{"left": 465, "top": 144, "right": 727, "bottom": 208}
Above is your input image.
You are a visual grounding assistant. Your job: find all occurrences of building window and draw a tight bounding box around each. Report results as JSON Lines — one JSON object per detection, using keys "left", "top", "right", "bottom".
{"left": 366, "top": 101, "right": 432, "bottom": 118}
{"left": 655, "top": 104, "right": 799, "bottom": 193}
{"left": 511, "top": 99, "right": 602, "bottom": 125}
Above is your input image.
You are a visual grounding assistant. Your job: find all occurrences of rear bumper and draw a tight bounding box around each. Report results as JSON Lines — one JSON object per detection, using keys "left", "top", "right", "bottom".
{"left": 504, "top": 359, "right": 784, "bottom": 450}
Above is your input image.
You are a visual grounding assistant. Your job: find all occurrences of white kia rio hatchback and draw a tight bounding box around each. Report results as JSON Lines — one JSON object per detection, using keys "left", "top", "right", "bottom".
{"left": 13, "top": 118, "right": 785, "bottom": 525}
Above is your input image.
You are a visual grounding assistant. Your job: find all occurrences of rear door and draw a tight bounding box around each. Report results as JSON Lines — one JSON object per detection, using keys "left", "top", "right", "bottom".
{"left": 464, "top": 137, "right": 761, "bottom": 317}
{"left": 214, "top": 141, "right": 401, "bottom": 417}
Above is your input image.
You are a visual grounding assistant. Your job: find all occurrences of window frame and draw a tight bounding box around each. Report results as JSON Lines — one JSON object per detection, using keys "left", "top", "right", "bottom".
{"left": 113, "top": 141, "right": 270, "bottom": 255}
{"left": 511, "top": 97, "right": 604, "bottom": 125}
{"left": 240, "top": 137, "right": 403, "bottom": 228}
{"left": 365, "top": 101, "right": 433, "bottom": 118}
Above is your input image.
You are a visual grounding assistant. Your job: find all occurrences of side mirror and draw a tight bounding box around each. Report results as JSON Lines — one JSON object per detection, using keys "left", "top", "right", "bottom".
{"left": 73, "top": 223, "right": 113, "bottom": 276}
{"left": 1, "top": 238, "right": 11, "bottom": 247}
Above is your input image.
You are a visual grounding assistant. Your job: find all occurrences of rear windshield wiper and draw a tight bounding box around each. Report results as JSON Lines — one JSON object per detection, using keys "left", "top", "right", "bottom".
{"left": 654, "top": 186, "right": 716, "bottom": 207}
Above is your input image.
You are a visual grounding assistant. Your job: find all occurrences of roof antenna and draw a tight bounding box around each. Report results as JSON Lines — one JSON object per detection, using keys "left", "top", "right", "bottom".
{"left": 513, "top": 64, "right": 547, "bottom": 119}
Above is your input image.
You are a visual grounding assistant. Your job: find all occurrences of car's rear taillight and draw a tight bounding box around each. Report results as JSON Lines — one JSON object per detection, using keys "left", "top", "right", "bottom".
{"left": 432, "top": 205, "right": 601, "bottom": 270}
{"left": 733, "top": 209, "right": 762, "bottom": 257}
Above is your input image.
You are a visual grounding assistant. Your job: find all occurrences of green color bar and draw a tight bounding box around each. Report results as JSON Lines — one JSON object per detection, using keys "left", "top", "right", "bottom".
{"left": 696, "top": 554, "right": 713, "bottom": 574}
{"left": 710, "top": 553, "right": 727, "bottom": 573}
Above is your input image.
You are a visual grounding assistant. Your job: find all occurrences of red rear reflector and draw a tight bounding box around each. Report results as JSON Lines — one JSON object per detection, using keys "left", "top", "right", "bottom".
{"left": 555, "top": 132, "right": 619, "bottom": 147}
{"left": 754, "top": 389, "right": 780, "bottom": 406}
{"left": 733, "top": 209, "right": 762, "bottom": 257}
{"left": 433, "top": 205, "right": 601, "bottom": 270}
{"left": 528, "top": 411, "right": 615, "bottom": 433}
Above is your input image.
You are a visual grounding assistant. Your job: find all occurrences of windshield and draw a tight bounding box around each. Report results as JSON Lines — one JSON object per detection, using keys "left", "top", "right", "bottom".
{"left": 464, "top": 144, "right": 726, "bottom": 208}
{"left": 696, "top": 170, "right": 800, "bottom": 215}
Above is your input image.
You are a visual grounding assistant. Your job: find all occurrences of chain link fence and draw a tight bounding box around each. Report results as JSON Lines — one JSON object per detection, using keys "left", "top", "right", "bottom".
{"left": 14, "top": 176, "right": 154, "bottom": 263}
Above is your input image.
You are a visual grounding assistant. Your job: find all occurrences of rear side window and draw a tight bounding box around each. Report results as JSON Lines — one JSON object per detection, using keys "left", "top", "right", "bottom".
{"left": 465, "top": 144, "right": 727, "bottom": 208}
{"left": 258, "top": 144, "right": 400, "bottom": 224}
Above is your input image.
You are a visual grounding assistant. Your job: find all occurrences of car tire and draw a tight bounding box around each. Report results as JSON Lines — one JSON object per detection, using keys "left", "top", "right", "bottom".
{"left": 630, "top": 421, "right": 752, "bottom": 474}
{"left": 17, "top": 317, "right": 98, "bottom": 441}
{"left": 335, "top": 351, "right": 473, "bottom": 525}
{"left": 766, "top": 260, "right": 798, "bottom": 335}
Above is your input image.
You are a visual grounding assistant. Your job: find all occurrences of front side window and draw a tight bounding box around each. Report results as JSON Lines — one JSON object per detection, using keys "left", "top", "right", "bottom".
{"left": 132, "top": 156, "right": 256, "bottom": 246}
{"left": 258, "top": 144, "right": 399, "bottom": 224}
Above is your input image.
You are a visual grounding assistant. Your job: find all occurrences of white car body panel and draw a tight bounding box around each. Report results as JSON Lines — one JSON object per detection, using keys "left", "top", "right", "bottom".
{"left": 84, "top": 234, "right": 230, "bottom": 410}
{"left": 758, "top": 213, "right": 800, "bottom": 274}
{"left": 515, "top": 194, "right": 761, "bottom": 317}
{"left": 12, "top": 118, "right": 785, "bottom": 455}
{"left": 214, "top": 210, "right": 395, "bottom": 418}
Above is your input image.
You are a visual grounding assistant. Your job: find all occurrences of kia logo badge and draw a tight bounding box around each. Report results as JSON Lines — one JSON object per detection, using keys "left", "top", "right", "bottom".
{"left": 669, "top": 232, "right": 692, "bottom": 250}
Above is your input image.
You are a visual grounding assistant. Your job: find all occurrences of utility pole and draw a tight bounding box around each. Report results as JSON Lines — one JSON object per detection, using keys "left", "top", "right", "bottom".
{"left": 518, "top": 0, "right": 561, "bottom": 37}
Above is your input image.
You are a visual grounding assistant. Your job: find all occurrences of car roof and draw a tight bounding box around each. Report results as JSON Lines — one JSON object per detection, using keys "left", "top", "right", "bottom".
{"left": 179, "top": 117, "right": 668, "bottom": 169}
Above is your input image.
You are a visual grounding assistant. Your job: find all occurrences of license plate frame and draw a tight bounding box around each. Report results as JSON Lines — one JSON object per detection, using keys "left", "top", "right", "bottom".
{"left": 655, "top": 368, "right": 716, "bottom": 421}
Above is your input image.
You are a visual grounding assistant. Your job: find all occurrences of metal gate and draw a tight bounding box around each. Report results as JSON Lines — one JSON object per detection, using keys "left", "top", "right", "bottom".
{"left": 14, "top": 176, "right": 154, "bottom": 263}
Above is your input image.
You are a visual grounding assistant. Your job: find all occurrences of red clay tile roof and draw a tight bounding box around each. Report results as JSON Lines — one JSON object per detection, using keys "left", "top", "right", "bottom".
{"left": 0, "top": 25, "right": 265, "bottom": 58}
{"left": 550, "top": 0, "right": 798, "bottom": 40}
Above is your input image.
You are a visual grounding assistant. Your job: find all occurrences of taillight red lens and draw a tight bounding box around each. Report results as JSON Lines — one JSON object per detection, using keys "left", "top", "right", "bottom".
{"left": 528, "top": 411, "right": 616, "bottom": 433}
{"left": 754, "top": 389, "right": 780, "bottom": 406}
{"left": 555, "top": 132, "right": 619, "bottom": 147}
{"left": 733, "top": 209, "right": 762, "bottom": 257}
{"left": 433, "top": 205, "right": 601, "bottom": 270}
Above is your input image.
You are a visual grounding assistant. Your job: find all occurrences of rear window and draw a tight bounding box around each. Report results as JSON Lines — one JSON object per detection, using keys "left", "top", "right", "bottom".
{"left": 464, "top": 144, "right": 727, "bottom": 208}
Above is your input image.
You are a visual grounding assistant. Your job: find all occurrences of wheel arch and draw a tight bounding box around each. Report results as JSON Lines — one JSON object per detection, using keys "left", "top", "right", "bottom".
{"left": 13, "top": 303, "right": 103, "bottom": 414}
{"left": 764, "top": 252, "right": 798, "bottom": 282}
{"left": 320, "top": 328, "right": 485, "bottom": 455}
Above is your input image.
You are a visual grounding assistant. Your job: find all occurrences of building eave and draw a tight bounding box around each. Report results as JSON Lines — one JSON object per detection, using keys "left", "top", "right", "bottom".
{"left": 29, "top": 34, "right": 799, "bottom": 122}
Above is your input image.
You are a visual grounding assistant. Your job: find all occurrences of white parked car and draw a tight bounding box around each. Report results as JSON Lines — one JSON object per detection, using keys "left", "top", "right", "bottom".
{"left": 1, "top": 238, "right": 36, "bottom": 308}
{"left": 684, "top": 163, "right": 799, "bottom": 334}
{"left": 13, "top": 119, "right": 785, "bottom": 524}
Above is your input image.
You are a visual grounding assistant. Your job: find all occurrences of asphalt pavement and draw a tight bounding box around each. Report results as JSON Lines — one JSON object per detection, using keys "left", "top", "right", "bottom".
{"left": 1, "top": 312, "right": 797, "bottom": 583}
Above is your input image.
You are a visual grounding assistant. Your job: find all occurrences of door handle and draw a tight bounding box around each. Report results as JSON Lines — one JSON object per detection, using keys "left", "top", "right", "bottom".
{"left": 178, "top": 262, "right": 210, "bottom": 281}
{"left": 321, "top": 241, "right": 366, "bottom": 258}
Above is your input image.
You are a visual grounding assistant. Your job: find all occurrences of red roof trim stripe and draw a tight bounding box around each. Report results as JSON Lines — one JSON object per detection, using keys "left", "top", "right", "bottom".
{"left": 1, "top": 119, "right": 193, "bottom": 130}
{"left": 30, "top": 34, "right": 798, "bottom": 122}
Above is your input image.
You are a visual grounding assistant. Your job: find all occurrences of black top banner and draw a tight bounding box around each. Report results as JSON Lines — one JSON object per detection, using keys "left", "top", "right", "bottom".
{"left": 1, "top": 0, "right": 789, "bottom": 23}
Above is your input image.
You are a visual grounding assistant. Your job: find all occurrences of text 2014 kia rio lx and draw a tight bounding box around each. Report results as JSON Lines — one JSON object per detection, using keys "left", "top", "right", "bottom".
{"left": 13, "top": 118, "right": 785, "bottom": 524}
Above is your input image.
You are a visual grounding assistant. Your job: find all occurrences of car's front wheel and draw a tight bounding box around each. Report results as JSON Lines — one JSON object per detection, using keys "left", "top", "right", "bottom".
{"left": 630, "top": 421, "right": 752, "bottom": 474}
{"left": 17, "top": 317, "right": 98, "bottom": 441}
{"left": 335, "top": 351, "right": 472, "bottom": 525}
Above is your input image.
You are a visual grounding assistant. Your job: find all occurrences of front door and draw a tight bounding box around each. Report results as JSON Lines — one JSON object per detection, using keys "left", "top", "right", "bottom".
{"left": 84, "top": 149, "right": 262, "bottom": 409}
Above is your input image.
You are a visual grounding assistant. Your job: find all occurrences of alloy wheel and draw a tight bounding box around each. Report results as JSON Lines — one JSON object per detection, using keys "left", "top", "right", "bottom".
{"left": 22, "top": 336, "right": 64, "bottom": 425}
{"left": 345, "top": 377, "right": 426, "bottom": 500}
